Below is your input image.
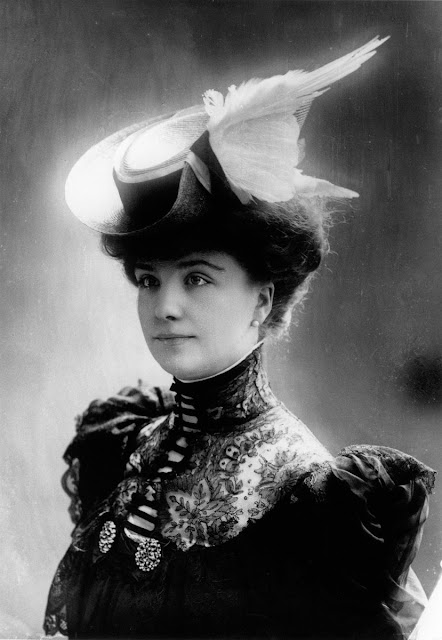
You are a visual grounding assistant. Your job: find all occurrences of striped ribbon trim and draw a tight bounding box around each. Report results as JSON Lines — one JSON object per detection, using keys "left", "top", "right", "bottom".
{"left": 124, "top": 392, "right": 200, "bottom": 542}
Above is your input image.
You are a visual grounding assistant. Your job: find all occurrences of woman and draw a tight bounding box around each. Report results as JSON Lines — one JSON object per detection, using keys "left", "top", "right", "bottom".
{"left": 44, "top": 38, "right": 435, "bottom": 639}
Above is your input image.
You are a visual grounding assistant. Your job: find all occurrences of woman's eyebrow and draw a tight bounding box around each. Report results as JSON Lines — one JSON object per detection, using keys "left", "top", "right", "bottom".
{"left": 177, "top": 259, "right": 225, "bottom": 271}
{"left": 134, "top": 262, "right": 156, "bottom": 271}
{"left": 134, "top": 259, "right": 225, "bottom": 272}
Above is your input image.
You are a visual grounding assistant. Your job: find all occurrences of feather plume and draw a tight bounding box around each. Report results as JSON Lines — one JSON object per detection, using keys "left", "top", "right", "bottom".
{"left": 293, "top": 169, "right": 359, "bottom": 199}
{"left": 202, "top": 36, "right": 389, "bottom": 203}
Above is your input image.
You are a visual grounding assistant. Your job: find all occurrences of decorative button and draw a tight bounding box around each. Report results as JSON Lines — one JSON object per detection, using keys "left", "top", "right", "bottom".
{"left": 98, "top": 520, "right": 117, "bottom": 553}
{"left": 135, "top": 537, "right": 162, "bottom": 572}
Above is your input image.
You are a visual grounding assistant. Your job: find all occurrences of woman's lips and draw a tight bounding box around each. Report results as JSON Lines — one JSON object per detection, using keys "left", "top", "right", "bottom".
{"left": 154, "top": 335, "right": 195, "bottom": 345}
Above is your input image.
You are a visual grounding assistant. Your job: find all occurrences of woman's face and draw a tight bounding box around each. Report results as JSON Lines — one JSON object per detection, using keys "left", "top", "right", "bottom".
{"left": 135, "top": 251, "right": 273, "bottom": 380}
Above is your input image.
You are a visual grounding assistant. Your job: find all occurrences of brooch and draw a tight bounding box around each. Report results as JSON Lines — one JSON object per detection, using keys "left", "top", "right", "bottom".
{"left": 98, "top": 520, "right": 117, "bottom": 553}
{"left": 134, "top": 538, "right": 162, "bottom": 571}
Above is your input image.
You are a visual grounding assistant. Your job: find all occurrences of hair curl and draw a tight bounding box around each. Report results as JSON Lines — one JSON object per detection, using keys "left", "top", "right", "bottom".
{"left": 101, "top": 196, "right": 329, "bottom": 338}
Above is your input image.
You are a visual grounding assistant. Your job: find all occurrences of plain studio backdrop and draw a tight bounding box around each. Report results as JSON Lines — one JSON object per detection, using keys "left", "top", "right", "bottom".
{"left": 1, "top": 0, "right": 441, "bottom": 636}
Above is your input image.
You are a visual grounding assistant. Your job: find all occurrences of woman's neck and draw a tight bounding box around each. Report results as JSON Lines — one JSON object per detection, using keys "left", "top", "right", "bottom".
{"left": 177, "top": 340, "right": 265, "bottom": 384}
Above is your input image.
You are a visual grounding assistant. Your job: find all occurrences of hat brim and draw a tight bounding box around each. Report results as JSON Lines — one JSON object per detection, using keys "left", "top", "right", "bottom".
{"left": 65, "top": 106, "right": 209, "bottom": 235}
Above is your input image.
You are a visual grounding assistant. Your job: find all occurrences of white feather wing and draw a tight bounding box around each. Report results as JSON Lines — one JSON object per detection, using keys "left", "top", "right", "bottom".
{"left": 203, "top": 36, "right": 388, "bottom": 203}
{"left": 207, "top": 37, "right": 388, "bottom": 128}
{"left": 210, "top": 114, "right": 300, "bottom": 203}
{"left": 293, "top": 169, "right": 359, "bottom": 199}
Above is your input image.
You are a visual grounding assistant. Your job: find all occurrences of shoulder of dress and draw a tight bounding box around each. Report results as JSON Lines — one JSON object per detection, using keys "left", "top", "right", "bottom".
{"left": 334, "top": 444, "right": 437, "bottom": 494}
{"left": 294, "top": 443, "right": 437, "bottom": 503}
{"left": 61, "top": 385, "right": 175, "bottom": 525}
{"left": 66, "top": 384, "right": 175, "bottom": 458}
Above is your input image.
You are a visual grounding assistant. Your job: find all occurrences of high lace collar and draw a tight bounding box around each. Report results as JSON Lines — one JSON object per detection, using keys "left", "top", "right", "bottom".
{"left": 170, "top": 344, "right": 278, "bottom": 433}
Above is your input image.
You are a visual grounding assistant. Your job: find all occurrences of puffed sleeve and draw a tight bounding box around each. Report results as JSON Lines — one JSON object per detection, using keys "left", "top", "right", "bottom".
{"left": 61, "top": 384, "right": 175, "bottom": 525}
{"left": 314, "top": 444, "right": 436, "bottom": 639}
{"left": 44, "top": 385, "right": 174, "bottom": 636}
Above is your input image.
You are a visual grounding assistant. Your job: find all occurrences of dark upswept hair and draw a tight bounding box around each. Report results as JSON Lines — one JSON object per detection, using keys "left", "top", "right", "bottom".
{"left": 101, "top": 196, "right": 329, "bottom": 338}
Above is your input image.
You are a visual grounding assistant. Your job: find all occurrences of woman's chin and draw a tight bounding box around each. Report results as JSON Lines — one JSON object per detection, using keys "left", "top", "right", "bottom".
{"left": 153, "top": 353, "right": 219, "bottom": 381}
{"left": 150, "top": 347, "right": 202, "bottom": 380}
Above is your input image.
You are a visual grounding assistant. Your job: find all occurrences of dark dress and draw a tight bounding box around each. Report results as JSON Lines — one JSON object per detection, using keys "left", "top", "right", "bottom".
{"left": 44, "top": 347, "right": 435, "bottom": 639}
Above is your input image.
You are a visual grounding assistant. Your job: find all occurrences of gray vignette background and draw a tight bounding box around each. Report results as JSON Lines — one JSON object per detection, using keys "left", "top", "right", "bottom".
{"left": 1, "top": 1, "right": 441, "bottom": 636}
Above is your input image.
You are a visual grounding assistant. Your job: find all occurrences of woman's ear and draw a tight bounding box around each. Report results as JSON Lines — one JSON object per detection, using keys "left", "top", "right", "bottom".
{"left": 255, "top": 283, "right": 274, "bottom": 324}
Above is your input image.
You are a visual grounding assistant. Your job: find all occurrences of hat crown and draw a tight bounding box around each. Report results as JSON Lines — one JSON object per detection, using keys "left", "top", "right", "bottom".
{"left": 115, "top": 107, "right": 209, "bottom": 183}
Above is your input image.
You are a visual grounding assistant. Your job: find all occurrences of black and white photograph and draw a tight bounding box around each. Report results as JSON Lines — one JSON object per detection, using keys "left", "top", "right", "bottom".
{"left": 1, "top": 1, "right": 441, "bottom": 638}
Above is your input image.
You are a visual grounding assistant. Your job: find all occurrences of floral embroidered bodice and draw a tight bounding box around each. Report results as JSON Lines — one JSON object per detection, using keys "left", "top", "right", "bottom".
{"left": 66, "top": 346, "right": 332, "bottom": 556}
{"left": 120, "top": 346, "right": 332, "bottom": 551}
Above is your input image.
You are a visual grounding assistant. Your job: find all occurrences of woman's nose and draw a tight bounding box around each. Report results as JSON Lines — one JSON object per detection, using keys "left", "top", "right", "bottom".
{"left": 154, "top": 283, "right": 183, "bottom": 321}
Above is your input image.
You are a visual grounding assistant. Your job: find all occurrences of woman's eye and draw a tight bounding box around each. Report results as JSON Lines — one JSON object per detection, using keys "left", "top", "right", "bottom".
{"left": 186, "top": 274, "right": 209, "bottom": 287}
{"left": 137, "top": 274, "right": 159, "bottom": 289}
